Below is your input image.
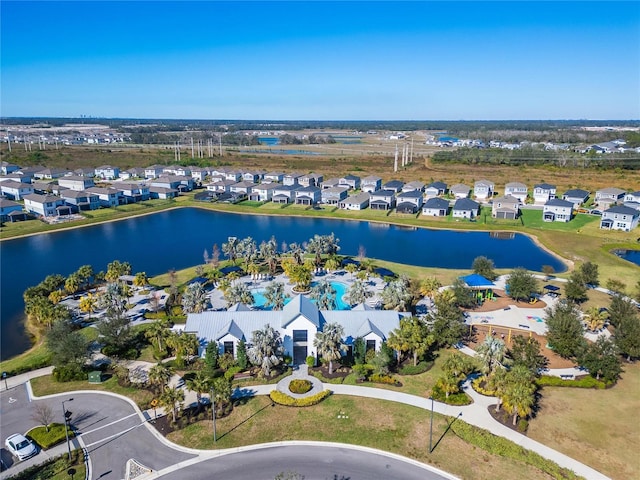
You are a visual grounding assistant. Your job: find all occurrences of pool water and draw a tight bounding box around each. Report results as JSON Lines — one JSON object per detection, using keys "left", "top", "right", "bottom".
{"left": 252, "top": 281, "right": 351, "bottom": 310}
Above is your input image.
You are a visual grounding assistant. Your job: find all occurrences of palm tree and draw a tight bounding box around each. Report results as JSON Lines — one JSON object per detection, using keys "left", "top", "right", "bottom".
{"left": 381, "top": 278, "right": 413, "bottom": 312}
{"left": 502, "top": 381, "right": 535, "bottom": 426}
{"left": 167, "top": 332, "right": 200, "bottom": 367}
{"left": 442, "top": 352, "right": 473, "bottom": 380}
{"left": 48, "top": 289, "right": 65, "bottom": 305}
{"left": 344, "top": 279, "right": 372, "bottom": 306}
{"left": 79, "top": 293, "right": 98, "bottom": 314}
{"left": 487, "top": 367, "right": 509, "bottom": 412}
{"left": 247, "top": 324, "right": 283, "bottom": 377}
{"left": 182, "top": 282, "right": 209, "bottom": 313}
{"left": 222, "top": 236, "right": 241, "bottom": 265}
{"left": 76, "top": 264, "right": 95, "bottom": 289}
{"left": 286, "top": 263, "right": 313, "bottom": 292}
{"left": 99, "top": 282, "right": 127, "bottom": 317}
{"left": 186, "top": 371, "right": 210, "bottom": 411}
{"left": 224, "top": 282, "right": 254, "bottom": 307}
{"left": 436, "top": 374, "right": 460, "bottom": 399}
{"left": 313, "top": 322, "right": 347, "bottom": 374}
{"left": 288, "top": 242, "right": 305, "bottom": 265}
{"left": 145, "top": 318, "right": 171, "bottom": 354}
{"left": 310, "top": 279, "right": 337, "bottom": 310}
{"left": 263, "top": 281, "right": 288, "bottom": 310}
{"left": 65, "top": 274, "right": 81, "bottom": 298}
{"left": 246, "top": 262, "right": 261, "bottom": 280}
{"left": 159, "top": 386, "right": 185, "bottom": 423}
{"left": 387, "top": 316, "right": 434, "bottom": 366}
{"left": 133, "top": 272, "right": 149, "bottom": 288}
{"left": 324, "top": 256, "right": 340, "bottom": 273}
{"left": 210, "top": 376, "right": 233, "bottom": 416}
{"left": 583, "top": 306, "right": 607, "bottom": 332}
{"left": 306, "top": 233, "right": 340, "bottom": 267}
{"left": 344, "top": 263, "right": 358, "bottom": 280}
{"left": 148, "top": 363, "right": 174, "bottom": 394}
{"left": 475, "top": 334, "right": 509, "bottom": 376}
{"left": 259, "top": 237, "right": 280, "bottom": 275}
{"left": 419, "top": 277, "right": 442, "bottom": 307}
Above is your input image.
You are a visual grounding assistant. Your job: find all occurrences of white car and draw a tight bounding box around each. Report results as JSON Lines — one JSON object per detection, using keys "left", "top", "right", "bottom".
{"left": 5, "top": 434, "right": 37, "bottom": 461}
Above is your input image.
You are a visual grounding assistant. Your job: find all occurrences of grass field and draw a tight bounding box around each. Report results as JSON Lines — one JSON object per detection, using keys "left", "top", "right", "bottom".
{"left": 527, "top": 362, "right": 640, "bottom": 480}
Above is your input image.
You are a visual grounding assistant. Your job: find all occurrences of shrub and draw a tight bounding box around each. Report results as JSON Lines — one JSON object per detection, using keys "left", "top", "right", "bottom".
{"left": 352, "top": 363, "right": 373, "bottom": 380}
{"left": 306, "top": 355, "right": 316, "bottom": 367}
{"left": 52, "top": 365, "right": 87, "bottom": 382}
{"left": 224, "top": 366, "right": 242, "bottom": 381}
{"left": 269, "top": 389, "right": 332, "bottom": 407}
{"left": 218, "top": 352, "right": 237, "bottom": 371}
{"left": 517, "top": 419, "right": 529, "bottom": 433}
{"left": 289, "top": 379, "right": 313, "bottom": 394}
{"left": 536, "top": 375, "right": 608, "bottom": 389}
{"left": 399, "top": 360, "right": 433, "bottom": 376}
{"left": 431, "top": 384, "right": 473, "bottom": 405}
{"left": 472, "top": 376, "right": 497, "bottom": 396}
{"left": 369, "top": 373, "right": 399, "bottom": 385}
{"left": 28, "top": 423, "right": 73, "bottom": 449}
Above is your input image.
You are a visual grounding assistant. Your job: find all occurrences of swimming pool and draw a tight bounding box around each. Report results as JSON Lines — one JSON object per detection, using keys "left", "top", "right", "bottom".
{"left": 252, "top": 281, "right": 351, "bottom": 310}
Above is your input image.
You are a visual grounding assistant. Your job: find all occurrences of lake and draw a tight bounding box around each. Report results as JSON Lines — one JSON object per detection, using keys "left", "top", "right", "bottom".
{"left": 0, "top": 207, "right": 566, "bottom": 360}
{"left": 613, "top": 249, "right": 640, "bottom": 267}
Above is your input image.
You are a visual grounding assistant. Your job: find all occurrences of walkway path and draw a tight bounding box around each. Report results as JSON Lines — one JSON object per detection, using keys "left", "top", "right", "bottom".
{"left": 2, "top": 366, "right": 610, "bottom": 480}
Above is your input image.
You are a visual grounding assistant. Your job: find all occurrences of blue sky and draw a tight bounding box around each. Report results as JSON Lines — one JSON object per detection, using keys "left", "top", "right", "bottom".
{"left": 1, "top": 1, "right": 639, "bottom": 120}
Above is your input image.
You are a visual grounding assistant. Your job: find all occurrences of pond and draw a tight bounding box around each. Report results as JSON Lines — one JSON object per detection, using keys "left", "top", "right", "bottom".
{"left": 0, "top": 207, "right": 566, "bottom": 360}
{"left": 612, "top": 249, "right": 640, "bottom": 267}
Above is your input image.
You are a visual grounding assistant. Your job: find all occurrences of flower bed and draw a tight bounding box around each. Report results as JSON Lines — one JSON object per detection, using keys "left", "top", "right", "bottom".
{"left": 289, "top": 379, "right": 313, "bottom": 394}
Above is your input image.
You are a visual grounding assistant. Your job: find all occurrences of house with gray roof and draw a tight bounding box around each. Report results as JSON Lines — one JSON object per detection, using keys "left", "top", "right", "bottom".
{"left": 34, "top": 168, "right": 69, "bottom": 180}
{"left": 623, "top": 191, "right": 640, "bottom": 211}
{"left": 369, "top": 190, "right": 396, "bottom": 210}
{"left": 0, "top": 180, "right": 34, "bottom": 201}
{"left": 58, "top": 175, "right": 95, "bottom": 192}
{"left": 60, "top": 190, "right": 100, "bottom": 211}
{"left": 1, "top": 161, "right": 20, "bottom": 175}
{"left": 402, "top": 180, "right": 425, "bottom": 193}
{"left": 116, "top": 183, "right": 151, "bottom": 203}
{"left": 149, "top": 186, "right": 178, "bottom": 200}
{"left": 473, "top": 180, "right": 495, "bottom": 201}
{"left": 339, "top": 175, "right": 361, "bottom": 190}
{"left": 230, "top": 181, "right": 256, "bottom": 195}
{"left": 86, "top": 186, "right": 124, "bottom": 207}
{"left": 242, "top": 171, "right": 264, "bottom": 183}
{"left": 206, "top": 179, "right": 236, "bottom": 194}
{"left": 452, "top": 198, "right": 480, "bottom": 219}
{"left": 543, "top": 198, "right": 573, "bottom": 222}
{"left": 361, "top": 175, "right": 382, "bottom": 193}
{"left": 144, "top": 165, "right": 165, "bottom": 179}
{"left": 595, "top": 187, "right": 626, "bottom": 209}
{"left": 425, "top": 181, "right": 447, "bottom": 198}
{"left": 23, "top": 193, "right": 66, "bottom": 217}
{"left": 283, "top": 173, "right": 304, "bottom": 186}
{"left": 450, "top": 183, "right": 471, "bottom": 199}
{"left": 321, "top": 186, "right": 349, "bottom": 205}
{"left": 295, "top": 186, "right": 321, "bottom": 205}
{"left": 562, "top": 189, "right": 590, "bottom": 208}
{"left": 491, "top": 195, "right": 520, "bottom": 220}
{"left": 321, "top": 178, "right": 341, "bottom": 189}
{"left": 94, "top": 165, "right": 120, "bottom": 180}
{"left": 151, "top": 175, "right": 194, "bottom": 192}
{"left": 382, "top": 180, "right": 404, "bottom": 193}
{"left": 339, "top": 191, "right": 370, "bottom": 211}
{"left": 396, "top": 190, "right": 424, "bottom": 214}
{"left": 184, "top": 294, "right": 408, "bottom": 365}
{"left": 249, "top": 183, "right": 279, "bottom": 202}
{"left": 272, "top": 184, "right": 302, "bottom": 204}
{"left": 533, "top": 183, "right": 556, "bottom": 204}
{"left": 0, "top": 198, "right": 25, "bottom": 222}
{"left": 600, "top": 206, "right": 639, "bottom": 232}
{"left": 299, "top": 173, "right": 323, "bottom": 187}
{"left": 504, "top": 182, "right": 528, "bottom": 203}
{"left": 422, "top": 197, "right": 450, "bottom": 217}
{"left": 263, "top": 172, "right": 285, "bottom": 183}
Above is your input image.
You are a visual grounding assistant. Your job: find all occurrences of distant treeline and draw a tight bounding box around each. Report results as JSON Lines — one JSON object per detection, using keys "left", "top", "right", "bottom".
{"left": 432, "top": 147, "right": 640, "bottom": 170}
{"left": 279, "top": 134, "right": 336, "bottom": 145}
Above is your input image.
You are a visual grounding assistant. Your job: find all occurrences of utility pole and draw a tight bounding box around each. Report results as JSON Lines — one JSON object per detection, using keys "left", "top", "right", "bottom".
{"left": 7, "top": 133, "right": 11, "bottom": 152}
{"left": 191, "top": 137, "right": 195, "bottom": 158}
{"left": 219, "top": 135, "right": 222, "bottom": 156}
{"left": 394, "top": 144, "right": 398, "bottom": 172}
{"left": 410, "top": 137, "right": 414, "bottom": 164}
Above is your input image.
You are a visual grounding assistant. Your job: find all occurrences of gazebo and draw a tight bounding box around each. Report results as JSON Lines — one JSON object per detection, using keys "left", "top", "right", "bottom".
{"left": 460, "top": 274, "right": 496, "bottom": 304}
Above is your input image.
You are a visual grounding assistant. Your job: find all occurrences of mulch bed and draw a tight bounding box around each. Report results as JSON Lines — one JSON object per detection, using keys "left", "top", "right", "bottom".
{"left": 150, "top": 402, "right": 233, "bottom": 437}
{"left": 310, "top": 364, "right": 351, "bottom": 380}
{"left": 486, "top": 405, "right": 528, "bottom": 434}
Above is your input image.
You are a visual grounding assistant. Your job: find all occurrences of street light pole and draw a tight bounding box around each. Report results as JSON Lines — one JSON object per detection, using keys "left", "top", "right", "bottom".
{"left": 429, "top": 396, "right": 434, "bottom": 453}
{"left": 210, "top": 388, "right": 217, "bottom": 443}
{"left": 62, "top": 398, "right": 74, "bottom": 461}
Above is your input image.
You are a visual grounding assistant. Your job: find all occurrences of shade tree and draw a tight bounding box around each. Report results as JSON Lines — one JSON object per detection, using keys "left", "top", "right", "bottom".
{"left": 545, "top": 301, "right": 586, "bottom": 359}
{"left": 472, "top": 256, "right": 497, "bottom": 281}
{"left": 506, "top": 268, "right": 538, "bottom": 302}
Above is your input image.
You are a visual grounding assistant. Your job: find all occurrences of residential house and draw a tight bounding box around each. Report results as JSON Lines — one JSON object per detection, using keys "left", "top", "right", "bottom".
{"left": 60, "top": 190, "right": 100, "bottom": 211}
{"left": 191, "top": 167, "right": 212, "bottom": 182}
{"left": 1, "top": 161, "right": 20, "bottom": 175}
{"left": 491, "top": 195, "right": 520, "bottom": 220}
{"left": 339, "top": 175, "right": 361, "bottom": 190}
{"left": 249, "top": 183, "right": 278, "bottom": 202}
{"left": 382, "top": 180, "right": 404, "bottom": 193}
{"left": 361, "top": 175, "right": 382, "bottom": 193}
{"left": 230, "top": 181, "right": 256, "bottom": 196}
{"left": 242, "top": 171, "right": 263, "bottom": 183}
{"left": 0, "top": 198, "right": 25, "bottom": 222}
{"left": 272, "top": 185, "right": 301, "bottom": 204}
{"left": 369, "top": 190, "right": 396, "bottom": 210}
{"left": 94, "top": 165, "right": 120, "bottom": 180}
{"left": 73, "top": 167, "right": 96, "bottom": 177}
{"left": 425, "top": 181, "right": 447, "bottom": 198}
{"left": 206, "top": 179, "right": 236, "bottom": 194}
{"left": 422, "top": 197, "right": 450, "bottom": 217}
{"left": 0, "top": 181, "right": 34, "bottom": 200}
{"left": 34, "top": 168, "right": 68, "bottom": 180}
{"left": 504, "top": 182, "right": 528, "bottom": 203}
{"left": 543, "top": 199, "right": 574, "bottom": 222}
{"left": 117, "top": 183, "right": 151, "bottom": 203}
{"left": 452, "top": 198, "right": 480, "bottom": 219}
{"left": 595, "top": 187, "right": 626, "bottom": 209}
{"left": 16, "top": 166, "right": 45, "bottom": 183}
{"left": 224, "top": 170, "right": 243, "bottom": 182}
{"left": 58, "top": 175, "right": 95, "bottom": 192}
{"left": 283, "top": 173, "right": 304, "bottom": 186}
{"left": 402, "top": 181, "right": 425, "bottom": 193}
{"left": 396, "top": 190, "right": 424, "bottom": 214}
{"left": 144, "top": 165, "right": 165, "bottom": 179}
{"left": 184, "top": 294, "right": 408, "bottom": 365}
{"left": 600, "top": 206, "right": 639, "bottom": 232}
{"left": 32, "top": 182, "right": 53, "bottom": 194}
{"left": 149, "top": 186, "right": 178, "bottom": 200}
{"left": 533, "top": 183, "right": 556, "bottom": 204}
{"left": 562, "top": 189, "right": 590, "bottom": 208}
{"left": 450, "top": 183, "right": 471, "bottom": 199}
{"left": 263, "top": 172, "right": 284, "bottom": 183}
{"left": 151, "top": 175, "right": 194, "bottom": 192}
{"left": 120, "top": 168, "right": 145, "bottom": 180}
{"left": 623, "top": 191, "right": 640, "bottom": 211}
{"left": 163, "top": 165, "right": 191, "bottom": 177}
{"left": 321, "top": 178, "right": 341, "bottom": 190}
{"left": 321, "top": 186, "right": 349, "bottom": 205}
{"left": 339, "top": 192, "right": 370, "bottom": 211}
{"left": 86, "top": 187, "right": 124, "bottom": 207}
{"left": 473, "top": 180, "right": 495, "bottom": 201}
{"left": 23, "top": 193, "right": 66, "bottom": 217}
{"left": 299, "top": 173, "right": 323, "bottom": 187}
{"left": 295, "top": 186, "right": 321, "bottom": 205}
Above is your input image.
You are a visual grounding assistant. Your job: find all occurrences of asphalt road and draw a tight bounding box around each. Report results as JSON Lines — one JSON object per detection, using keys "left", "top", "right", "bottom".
{"left": 0, "top": 386, "right": 194, "bottom": 479}
{"left": 155, "top": 445, "right": 453, "bottom": 480}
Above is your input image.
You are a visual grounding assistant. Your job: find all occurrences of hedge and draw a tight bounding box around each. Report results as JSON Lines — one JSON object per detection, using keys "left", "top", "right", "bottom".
{"left": 451, "top": 420, "right": 583, "bottom": 480}
{"left": 369, "top": 373, "right": 400, "bottom": 386}
{"left": 289, "top": 379, "right": 313, "bottom": 394}
{"left": 269, "top": 389, "right": 332, "bottom": 407}
{"left": 399, "top": 360, "right": 433, "bottom": 376}
{"left": 28, "top": 423, "right": 74, "bottom": 449}
{"left": 536, "top": 375, "right": 608, "bottom": 389}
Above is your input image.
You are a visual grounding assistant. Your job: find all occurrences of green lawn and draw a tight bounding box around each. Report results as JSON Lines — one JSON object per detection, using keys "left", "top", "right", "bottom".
{"left": 520, "top": 209, "right": 599, "bottom": 231}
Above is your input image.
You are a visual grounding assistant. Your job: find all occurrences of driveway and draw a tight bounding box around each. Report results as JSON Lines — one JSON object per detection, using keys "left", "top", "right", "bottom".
{"left": 0, "top": 386, "right": 194, "bottom": 480}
